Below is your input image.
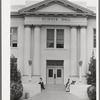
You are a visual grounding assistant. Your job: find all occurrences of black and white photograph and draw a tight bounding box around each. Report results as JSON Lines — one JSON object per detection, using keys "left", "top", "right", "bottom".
{"left": 2, "top": 0, "right": 98, "bottom": 100}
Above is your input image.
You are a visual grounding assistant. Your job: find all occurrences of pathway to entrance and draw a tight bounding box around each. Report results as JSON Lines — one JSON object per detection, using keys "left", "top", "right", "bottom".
{"left": 28, "top": 85, "right": 90, "bottom": 100}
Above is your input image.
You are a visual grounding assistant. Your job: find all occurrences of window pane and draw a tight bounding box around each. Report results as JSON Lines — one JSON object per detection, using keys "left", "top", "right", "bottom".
{"left": 48, "top": 69, "right": 53, "bottom": 77}
{"left": 13, "top": 43, "right": 17, "bottom": 47}
{"left": 12, "top": 34, "right": 17, "bottom": 40}
{"left": 57, "top": 69, "right": 61, "bottom": 77}
{"left": 47, "top": 29, "right": 54, "bottom": 48}
{"left": 56, "top": 29, "right": 64, "bottom": 48}
{"left": 93, "top": 29, "right": 96, "bottom": 48}
{"left": 10, "top": 34, "right": 11, "bottom": 46}
{"left": 11, "top": 27, "right": 18, "bottom": 47}
{"left": 13, "top": 28, "right": 17, "bottom": 34}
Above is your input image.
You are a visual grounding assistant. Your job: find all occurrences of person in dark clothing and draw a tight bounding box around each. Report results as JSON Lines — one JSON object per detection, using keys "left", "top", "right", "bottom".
{"left": 65, "top": 79, "right": 76, "bottom": 92}
{"left": 65, "top": 79, "right": 70, "bottom": 92}
{"left": 39, "top": 78, "right": 45, "bottom": 89}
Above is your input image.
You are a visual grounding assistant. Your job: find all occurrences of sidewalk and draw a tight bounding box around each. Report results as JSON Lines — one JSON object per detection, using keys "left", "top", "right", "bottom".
{"left": 28, "top": 85, "right": 90, "bottom": 100}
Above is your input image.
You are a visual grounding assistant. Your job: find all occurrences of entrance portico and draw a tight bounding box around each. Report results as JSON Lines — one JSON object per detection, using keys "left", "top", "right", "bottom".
{"left": 23, "top": 22, "right": 87, "bottom": 85}
{"left": 11, "top": 0, "right": 96, "bottom": 85}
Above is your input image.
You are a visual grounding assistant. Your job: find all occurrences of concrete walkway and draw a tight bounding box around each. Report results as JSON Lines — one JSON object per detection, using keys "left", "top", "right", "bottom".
{"left": 28, "top": 85, "right": 90, "bottom": 100}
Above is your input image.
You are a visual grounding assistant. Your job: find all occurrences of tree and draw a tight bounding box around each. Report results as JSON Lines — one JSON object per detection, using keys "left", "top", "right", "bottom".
{"left": 10, "top": 56, "right": 23, "bottom": 100}
{"left": 87, "top": 56, "right": 96, "bottom": 85}
{"left": 87, "top": 55, "right": 96, "bottom": 100}
{"left": 10, "top": 56, "right": 21, "bottom": 83}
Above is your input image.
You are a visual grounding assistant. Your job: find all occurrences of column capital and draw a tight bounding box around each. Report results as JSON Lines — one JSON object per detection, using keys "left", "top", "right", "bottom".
{"left": 24, "top": 24, "right": 32, "bottom": 28}
{"left": 80, "top": 26, "right": 87, "bottom": 29}
{"left": 70, "top": 26, "right": 77, "bottom": 29}
{"left": 32, "top": 25, "right": 41, "bottom": 28}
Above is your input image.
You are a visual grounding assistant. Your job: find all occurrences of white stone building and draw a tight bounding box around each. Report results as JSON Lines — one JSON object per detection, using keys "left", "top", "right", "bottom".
{"left": 10, "top": 0, "right": 96, "bottom": 85}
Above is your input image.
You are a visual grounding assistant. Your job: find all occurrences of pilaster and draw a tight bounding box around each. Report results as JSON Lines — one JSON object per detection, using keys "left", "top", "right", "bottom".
{"left": 33, "top": 26, "right": 41, "bottom": 75}
{"left": 24, "top": 25, "right": 31, "bottom": 75}
{"left": 80, "top": 26, "right": 87, "bottom": 75}
{"left": 70, "top": 26, "right": 78, "bottom": 75}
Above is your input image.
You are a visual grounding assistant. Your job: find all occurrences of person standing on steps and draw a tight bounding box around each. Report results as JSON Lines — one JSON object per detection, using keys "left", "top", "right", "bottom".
{"left": 65, "top": 79, "right": 71, "bottom": 92}
{"left": 39, "top": 78, "right": 45, "bottom": 89}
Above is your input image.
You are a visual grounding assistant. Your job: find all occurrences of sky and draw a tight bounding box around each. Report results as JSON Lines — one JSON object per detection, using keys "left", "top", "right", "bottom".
{"left": 11, "top": 0, "right": 97, "bottom": 7}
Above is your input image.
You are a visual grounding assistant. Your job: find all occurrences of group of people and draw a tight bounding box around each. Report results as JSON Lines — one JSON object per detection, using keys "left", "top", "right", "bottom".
{"left": 38, "top": 77, "right": 76, "bottom": 92}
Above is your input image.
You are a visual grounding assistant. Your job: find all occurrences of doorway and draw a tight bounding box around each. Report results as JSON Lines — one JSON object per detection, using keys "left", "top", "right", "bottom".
{"left": 47, "top": 67, "right": 64, "bottom": 84}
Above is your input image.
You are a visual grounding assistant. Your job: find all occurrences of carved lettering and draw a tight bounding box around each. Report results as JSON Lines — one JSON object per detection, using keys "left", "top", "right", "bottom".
{"left": 61, "top": 18, "right": 70, "bottom": 21}
{"left": 42, "top": 17, "right": 58, "bottom": 21}
{"left": 42, "top": 17, "right": 70, "bottom": 22}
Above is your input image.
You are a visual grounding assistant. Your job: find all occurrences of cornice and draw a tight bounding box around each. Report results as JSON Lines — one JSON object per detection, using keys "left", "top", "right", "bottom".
{"left": 11, "top": 11, "right": 96, "bottom": 18}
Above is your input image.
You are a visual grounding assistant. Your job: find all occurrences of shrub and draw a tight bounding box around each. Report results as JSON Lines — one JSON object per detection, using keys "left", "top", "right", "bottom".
{"left": 11, "top": 82, "right": 23, "bottom": 100}
{"left": 87, "top": 56, "right": 96, "bottom": 84}
{"left": 10, "top": 56, "right": 23, "bottom": 100}
{"left": 10, "top": 56, "right": 21, "bottom": 83}
{"left": 87, "top": 55, "right": 96, "bottom": 100}
{"left": 87, "top": 85, "right": 96, "bottom": 100}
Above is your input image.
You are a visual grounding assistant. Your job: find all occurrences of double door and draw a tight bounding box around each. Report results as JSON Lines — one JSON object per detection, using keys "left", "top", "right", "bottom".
{"left": 47, "top": 67, "right": 63, "bottom": 84}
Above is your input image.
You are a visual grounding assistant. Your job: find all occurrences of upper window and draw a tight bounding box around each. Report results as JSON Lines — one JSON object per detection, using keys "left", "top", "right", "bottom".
{"left": 10, "top": 27, "right": 18, "bottom": 47}
{"left": 47, "top": 29, "right": 54, "bottom": 48}
{"left": 93, "top": 29, "right": 96, "bottom": 48}
{"left": 56, "top": 29, "right": 64, "bottom": 48}
{"left": 47, "top": 29, "right": 64, "bottom": 48}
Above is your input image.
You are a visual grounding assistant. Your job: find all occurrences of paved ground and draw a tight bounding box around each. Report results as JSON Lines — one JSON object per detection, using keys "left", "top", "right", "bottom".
{"left": 29, "top": 85, "right": 90, "bottom": 100}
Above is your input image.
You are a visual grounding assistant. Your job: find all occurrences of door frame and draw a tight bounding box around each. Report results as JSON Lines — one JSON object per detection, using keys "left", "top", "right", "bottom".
{"left": 46, "top": 66, "right": 64, "bottom": 85}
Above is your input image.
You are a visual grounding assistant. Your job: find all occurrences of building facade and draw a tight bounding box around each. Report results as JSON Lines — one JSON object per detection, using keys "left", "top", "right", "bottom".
{"left": 11, "top": 0, "right": 96, "bottom": 85}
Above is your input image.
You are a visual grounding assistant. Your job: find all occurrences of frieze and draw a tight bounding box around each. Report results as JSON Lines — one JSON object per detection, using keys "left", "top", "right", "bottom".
{"left": 25, "top": 17, "right": 87, "bottom": 26}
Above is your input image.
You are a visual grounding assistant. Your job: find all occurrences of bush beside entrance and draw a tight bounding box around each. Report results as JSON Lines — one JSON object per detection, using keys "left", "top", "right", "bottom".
{"left": 10, "top": 56, "right": 23, "bottom": 100}
{"left": 87, "top": 55, "right": 96, "bottom": 100}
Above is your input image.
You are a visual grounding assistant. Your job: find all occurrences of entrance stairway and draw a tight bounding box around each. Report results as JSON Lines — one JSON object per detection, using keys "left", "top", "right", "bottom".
{"left": 28, "top": 84, "right": 90, "bottom": 100}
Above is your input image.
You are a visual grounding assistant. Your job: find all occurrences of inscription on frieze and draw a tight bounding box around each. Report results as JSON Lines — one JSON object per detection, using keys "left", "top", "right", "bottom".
{"left": 42, "top": 17, "right": 70, "bottom": 22}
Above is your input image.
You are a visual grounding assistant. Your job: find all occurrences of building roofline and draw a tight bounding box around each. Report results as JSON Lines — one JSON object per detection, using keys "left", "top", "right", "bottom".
{"left": 11, "top": 11, "right": 96, "bottom": 17}
{"left": 18, "top": 0, "right": 94, "bottom": 15}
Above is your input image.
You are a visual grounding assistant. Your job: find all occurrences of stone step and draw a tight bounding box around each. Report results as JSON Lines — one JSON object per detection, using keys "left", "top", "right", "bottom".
{"left": 45, "top": 85, "right": 65, "bottom": 91}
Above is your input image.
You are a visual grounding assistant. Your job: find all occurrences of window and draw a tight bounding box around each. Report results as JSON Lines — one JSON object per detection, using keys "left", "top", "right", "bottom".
{"left": 56, "top": 29, "right": 64, "bottom": 48}
{"left": 47, "top": 60, "right": 64, "bottom": 66}
{"left": 10, "top": 27, "right": 18, "bottom": 47}
{"left": 47, "top": 29, "right": 64, "bottom": 48}
{"left": 48, "top": 69, "right": 53, "bottom": 77}
{"left": 47, "top": 29, "right": 54, "bottom": 48}
{"left": 57, "top": 69, "right": 61, "bottom": 77}
{"left": 93, "top": 29, "right": 96, "bottom": 48}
